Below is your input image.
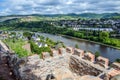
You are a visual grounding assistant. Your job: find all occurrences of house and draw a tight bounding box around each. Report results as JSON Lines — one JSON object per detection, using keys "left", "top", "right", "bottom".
{"left": 0, "top": 31, "right": 3, "bottom": 34}
{"left": 36, "top": 38, "right": 40, "bottom": 41}
{"left": 0, "top": 34, "right": 8, "bottom": 39}
{"left": 37, "top": 42, "right": 48, "bottom": 48}
{"left": 32, "top": 35, "right": 40, "bottom": 41}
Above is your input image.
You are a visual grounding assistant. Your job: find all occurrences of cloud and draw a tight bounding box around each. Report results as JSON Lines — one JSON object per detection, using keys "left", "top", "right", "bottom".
{"left": 0, "top": 0, "right": 120, "bottom": 15}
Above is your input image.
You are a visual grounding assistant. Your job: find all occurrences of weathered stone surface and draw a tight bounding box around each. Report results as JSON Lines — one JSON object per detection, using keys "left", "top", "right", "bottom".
{"left": 66, "top": 47, "right": 74, "bottom": 54}
{"left": 73, "top": 48, "right": 84, "bottom": 57}
{"left": 96, "top": 56, "right": 109, "bottom": 68}
{"left": 1, "top": 40, "right": 120, "bottom": 80}
{"left": 51, "top": 49, "right": 59, "bottom": 57}
{"left": 69, "top": 55, "right": 103, "bottom": 76}
{"left": 111, "top": 62, "right": 120, "bottom": 70}
{"left": 0, "top": 40, "right": 9, "bottom": 52}
{"left": 13, "top": 54, "right": 74, "bottom": 80}
{"left": 42, "top": 52, "right": 51, "bottom": 59}
{"left": 80, "top": 75, "right": 102, "bottom": 80}
{"left": 111, "top": 75, "right": 120, "bottom": 80}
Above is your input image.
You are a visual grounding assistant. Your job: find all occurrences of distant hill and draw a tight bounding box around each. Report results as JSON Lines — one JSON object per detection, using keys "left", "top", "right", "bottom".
{"left": 101, "top": 13, "right": 120, "bottom": 18}
{"left": 30, "top": 13, "right": 120, "bottom": 19}
{"left": 70, "top": 13, "right": 120, "bottom": 19}
{"left": 0, "top": 13, "right": 120, "bottom": 22}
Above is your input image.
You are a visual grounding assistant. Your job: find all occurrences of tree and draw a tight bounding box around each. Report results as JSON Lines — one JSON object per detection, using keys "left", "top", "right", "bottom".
{"left": 30, "top": 41, "right": 51, "bottom": 56}
{"left": 75, "top": 44, "right": 79, "bottom": 48}
{"left": 95, "top": 51, "right": 100, "bottom": 57}
{"left": 116, "top": 59, "right": 120, "bottom": 63}
{"left": 99, "top": 31, "right": 109, "bottom": 42}
{"left": 12, "top": 38, "right": 15, "bottom": 43}
{"left": 23, "top": 32, "right": 32, "bottom": 40}
{"left": 10, "top": 32, "right": 16, "bottom": 36}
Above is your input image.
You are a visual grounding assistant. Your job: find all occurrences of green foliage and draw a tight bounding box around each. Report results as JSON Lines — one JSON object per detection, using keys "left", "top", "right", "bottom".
{"left": 116, "top": 59, "right": 120, "bottom": 63}
{"left": 30, "top": 41, "right": 51, "bottom": 57}
{"left": 0, "top": 18, "right": 120, "bottom": 48}
{"left": 64, "top": 29, "right": 84, "bottom": 38}
{"left": 99, "top": 31, "right": 109, "bottom": 42}
{"left": 75, "top": 44, "right": 79, "bottom": 48}
{"left": 23, "top": 32, "right": 32, "bottom": 40}
{"left": 95, "top": 51, "right": 100, "bottom": 57}
{"left": 39, "top": 36, "right": 45, "bottom": 40}
{"left": 4, "top": 39, "right": 29, "bottom": 57}
{"left": 45, "top": 37, "right": 56, "bottom": 48}
{"left": 10, "top": 32, "right": 16, "bottom": 35}
{"left": 61, "top": 43, "right": 66, "bottom": 48}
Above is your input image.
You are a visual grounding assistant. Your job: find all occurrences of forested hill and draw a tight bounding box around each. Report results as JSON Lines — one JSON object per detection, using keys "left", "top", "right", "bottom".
{"left": 0, "top": 13, "right": 120, "bottom": 48}
{"left": 0, "top": 13, "right": 120, "bottom": 31}
{"left": 0, "top": 13, "right": 120, "bottom": 22}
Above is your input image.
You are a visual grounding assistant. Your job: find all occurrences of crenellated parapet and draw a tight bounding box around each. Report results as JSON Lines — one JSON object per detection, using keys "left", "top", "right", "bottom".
{"left": 41, "top": 52, "right": 51, "bottom": 60}
{"left": 83, "top": 52, "right": 95, "bottom": 63}
{"left": 66, "top": 47, "right": 74, "bottom": 54}
{"left": 96, "top": 56, "right": 109, "bottom": 68}
{"left": 51, "top": 49, "right": 60, "bottom": 57}
{"left": 111, "top": 62, "right": 120, "bottom": 70}
{"left": 0, "top": 41, "right": 120, "bottom": 80}
{"left": 73, "top": 48, "right": 84, "bottom": 57}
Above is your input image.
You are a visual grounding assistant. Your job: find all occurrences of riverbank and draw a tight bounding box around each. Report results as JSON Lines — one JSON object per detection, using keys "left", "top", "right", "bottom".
{"left": 61, "top": 35, "right": 120, "bottom": 50}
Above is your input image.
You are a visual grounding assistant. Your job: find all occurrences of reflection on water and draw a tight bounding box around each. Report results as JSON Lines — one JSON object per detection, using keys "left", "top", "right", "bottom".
{"left": 38, "top": 33, "right": 120, "bottom": 62}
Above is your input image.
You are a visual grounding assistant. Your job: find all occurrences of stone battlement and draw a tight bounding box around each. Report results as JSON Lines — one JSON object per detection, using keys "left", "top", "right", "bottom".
{"left": 0, "top": 41, "right": 120, "bottom": 80}
{"left": 41, "top": 47, "right": 110, "bottom": 69}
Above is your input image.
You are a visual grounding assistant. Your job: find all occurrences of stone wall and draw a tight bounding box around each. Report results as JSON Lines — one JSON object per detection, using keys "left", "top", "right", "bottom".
{"left": 0, "top": 40, "right": 120, "bottom": 80}
{"left": 69, "top": 55, "right": 103, "bottom": 76}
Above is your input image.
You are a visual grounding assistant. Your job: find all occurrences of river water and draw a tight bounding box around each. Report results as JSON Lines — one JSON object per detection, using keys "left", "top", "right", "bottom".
{"left": 38, "top": 33, "right": 120, "bottom": 62}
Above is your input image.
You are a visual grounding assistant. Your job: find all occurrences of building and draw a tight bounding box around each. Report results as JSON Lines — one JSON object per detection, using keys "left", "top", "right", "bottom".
{"left": 37, "top": 42, "right": 48, "bottom": 48}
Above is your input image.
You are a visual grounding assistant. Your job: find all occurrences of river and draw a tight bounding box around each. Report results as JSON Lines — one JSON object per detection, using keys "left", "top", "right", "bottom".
{"left": 37, "top": 33, "right": 120, "bottom": 62}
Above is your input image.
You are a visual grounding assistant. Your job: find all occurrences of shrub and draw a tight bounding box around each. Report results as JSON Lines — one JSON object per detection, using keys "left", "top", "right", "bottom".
{"left": 95, "top": 51, "right": 100, "bottom": 57}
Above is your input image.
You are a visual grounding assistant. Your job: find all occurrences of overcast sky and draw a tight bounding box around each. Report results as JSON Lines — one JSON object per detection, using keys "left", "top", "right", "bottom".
{"left": 0, "top": 0, "right": 120, "bottom": 15}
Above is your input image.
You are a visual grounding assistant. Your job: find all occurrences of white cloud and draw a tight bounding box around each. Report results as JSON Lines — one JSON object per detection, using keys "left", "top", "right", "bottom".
{"left": 0, "top": 0, "right": 120, "bottom": 15}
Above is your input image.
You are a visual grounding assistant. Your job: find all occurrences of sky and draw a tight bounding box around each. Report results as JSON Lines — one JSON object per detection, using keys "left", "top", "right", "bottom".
{"left": 0, "top": 0, "right": 120, "bottom": 15}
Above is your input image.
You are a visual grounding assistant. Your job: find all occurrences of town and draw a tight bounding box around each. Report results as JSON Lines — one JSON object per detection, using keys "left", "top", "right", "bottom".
{"left": 47, "top": 18, "right": 120, "bottom": 33}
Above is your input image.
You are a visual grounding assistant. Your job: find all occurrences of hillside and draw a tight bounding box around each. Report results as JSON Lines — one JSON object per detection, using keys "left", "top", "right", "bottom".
{"left": 0, "top": 13, "right": 120, "bottom": 23}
